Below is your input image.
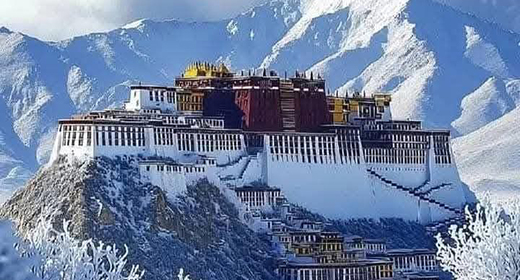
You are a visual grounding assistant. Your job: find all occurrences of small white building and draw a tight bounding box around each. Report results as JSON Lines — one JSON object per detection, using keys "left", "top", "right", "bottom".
{"left": 344, "top": 236, "right": 387, "bottom": 254}
{"left": 385, "top": 249, "right": 439, "bottom": 273}
{"left": 234, "top": 185, "right": 282, "bottom": 211}
{"left": 125, "top": 85, "right": 177, "bottom": 113}
{"left": 139, "top": 157, "right": 218, "bottom": 195}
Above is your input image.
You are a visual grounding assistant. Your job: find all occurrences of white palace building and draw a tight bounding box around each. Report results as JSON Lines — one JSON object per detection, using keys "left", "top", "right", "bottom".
{"left": 49, "top": 83, "right": 475, "bottom": 227}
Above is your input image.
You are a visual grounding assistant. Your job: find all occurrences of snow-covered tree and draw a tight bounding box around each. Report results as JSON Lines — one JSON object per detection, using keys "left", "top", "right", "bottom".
{"left": 2, "top": 217, "right": 193, "bottom": 280}
{"left": 177, "top": 268, "right": 190, "bottom": 280}
{"left": 436, "top": 198, "right": 520, "bottom": 279}
{"left": 23, "top": 219, "right": 144, "bottom": 280}
{"left": 0, "top": 220, "right": 38, "bottom": 280}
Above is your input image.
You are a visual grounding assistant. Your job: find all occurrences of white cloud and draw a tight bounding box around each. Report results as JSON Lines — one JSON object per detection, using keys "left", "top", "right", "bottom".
{"left": 0, "top": 0, "right": 267, "bottom": 41}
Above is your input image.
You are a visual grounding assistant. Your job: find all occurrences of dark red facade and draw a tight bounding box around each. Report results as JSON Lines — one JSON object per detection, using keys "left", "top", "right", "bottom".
{"left": 175, "top": 73, "right": 330, "bottom": 132}
{"left": 233, "top": 76, "right": 283, "bottom": 131}
{"left": 291, "top": 78, "right": 329, "bottom": 132}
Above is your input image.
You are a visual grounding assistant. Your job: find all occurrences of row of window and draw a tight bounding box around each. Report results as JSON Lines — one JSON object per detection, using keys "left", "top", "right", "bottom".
{"left": 433, "top": 137, "right": 451, "bottom": 165}
{"left": 177, "top": 133, "right": 243, "bottom": 152}
{"left": 236, "top": 191, "right": 281, "bottom": 207}
{"left": 61, "top": 125, "right": 145, "bottom": 147}
{"left": 435, "top": 155, "right": 452, "bottom": 165}
{"left": 177, "top": 94, "right": 203, "bottom": 111}
{"left": 164, "top": 116, "right": 224, "bottom": 128}
{"left": 96, "top": 126, "right": 145, "bottom": 147}
{"left": 392, "top": 255, "right": 437, "bottom": 271}
{"left": 357, "top": 104, "right": 384, "bottom": 119}
{"left": 153, "top": 128, "right": 175, "bottom": 146}
{"left": 144, "top": 164, "right": 207, "bottom": 174}
{"left": 280, "top": 264, "right": 393, "bottom": 280}
{"left": 147, "top": 90, "right": 175, "bottom": 104}
{"left": 345, "top": 243, "right": 386, "bottom": 252}
{"left": 291, "top": 234, "right": 317, "bottom": 244}
{"left": 268, "top": 135, "right": 337, "bottom": 165}
{"left": 362, "top": 132, "right": 430, "bottom": 143}
{"left": 364, "top": 148, "right": 427, "bottom": 165}
{"left": 61, "top": 125, "right": 92, "bottom": 147}
{"left": 338, "top": 134, "right": 362, "bottom": 164}
{"left": 364, "top": 123, "right": 421, "bottom": 131}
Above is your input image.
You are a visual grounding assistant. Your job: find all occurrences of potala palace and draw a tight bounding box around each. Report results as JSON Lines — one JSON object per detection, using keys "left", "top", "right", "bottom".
{"left": 49, "top": 62, "right": 475, "bottom": 228}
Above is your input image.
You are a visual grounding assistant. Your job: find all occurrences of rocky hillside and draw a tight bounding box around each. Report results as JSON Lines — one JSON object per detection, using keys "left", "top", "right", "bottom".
{"left": 0, "top": 156, "right": 277, "bottom": 280}
{"left": 1, "top": 0, "right": 520, "bottom": 200}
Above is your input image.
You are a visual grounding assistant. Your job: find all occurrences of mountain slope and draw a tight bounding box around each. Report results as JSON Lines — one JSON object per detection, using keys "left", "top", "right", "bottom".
{"left": 0, "top": 156, "right": 277, "bottom": 280}
{"left": 452, "top": 107, "right": 520, "bottom": 200}
{"left": 0, "top": 0, "right": 519, "bottom": 201}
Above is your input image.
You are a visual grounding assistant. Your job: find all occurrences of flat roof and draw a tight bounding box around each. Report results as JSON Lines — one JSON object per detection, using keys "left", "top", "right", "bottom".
{"left": 234, "top": 185, "right": 281, "bottom": 192}
{"left": 385, "top": 249, "right": 436, "bottom": 256}
{"left": 344, "top": 236, "right": 386, "bottom": 244}
{"left": 130, "top": 85, "right": 177, "bottom": 90}
{"left": 280, "top": 258, "right": 392, "bottom": 269}
{"left": 58, "top": 119, "right": 235, "bottom": 130}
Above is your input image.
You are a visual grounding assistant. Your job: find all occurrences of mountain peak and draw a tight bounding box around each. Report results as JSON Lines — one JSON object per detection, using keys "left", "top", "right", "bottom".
{"left": 0, "top": 26, "right": 13, "bottom": 34}
{"left": 122, "top": 19, "right": 150, "bottom": 30}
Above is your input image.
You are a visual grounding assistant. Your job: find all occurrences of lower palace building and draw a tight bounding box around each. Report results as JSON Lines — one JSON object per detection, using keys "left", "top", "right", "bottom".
{"left": 267, "top": 197, "right": 440, "bottom": 280}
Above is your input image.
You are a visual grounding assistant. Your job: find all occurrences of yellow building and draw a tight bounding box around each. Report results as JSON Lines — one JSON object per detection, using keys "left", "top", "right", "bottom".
{"left": 176, "top": 90, "right": 204, "bottom": 112}
{"left": 175, "top": 62, "right": 235, "bottom": 113}
{"left": 327, "top": 96, "right": 348, "bottom": 124}
{"left": 345, "top": 93, "right": 392, "bottom": 122}
{"left": 183, "top": 62, "right": 233, "bottom": 78}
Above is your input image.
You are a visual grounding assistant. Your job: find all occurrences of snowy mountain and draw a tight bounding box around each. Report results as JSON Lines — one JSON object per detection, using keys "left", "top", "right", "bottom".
{"left": 0, "top": 0, "right": 519, "bottom": 201}
{"left": 453, "top": 107, "right": 520, "bottom": 202}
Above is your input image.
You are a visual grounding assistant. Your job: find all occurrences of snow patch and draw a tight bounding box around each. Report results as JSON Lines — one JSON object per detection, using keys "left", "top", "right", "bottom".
{"left": 453, "top": 107, "right": 520, "bottom": 198}
{"left": 122, "top": 19, "right": 148, "bottom": 30}
{"left": 465, "top": 26, "right": 510, "bottom": 78}
{"left": 452, "top": 77, "right": 514, "bottom": 135}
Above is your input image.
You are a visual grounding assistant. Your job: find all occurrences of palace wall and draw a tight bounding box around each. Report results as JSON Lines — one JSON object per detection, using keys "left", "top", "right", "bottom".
{"left": 49, "top": 121, "right": 471, "bottom": 223}
{"left": 50, "top": 124, "right": 247, "bottom": 165}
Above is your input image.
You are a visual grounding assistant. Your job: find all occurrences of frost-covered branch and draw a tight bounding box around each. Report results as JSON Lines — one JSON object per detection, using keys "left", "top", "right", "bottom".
{"left": 436, "top": 197, "right": 520, "bottom": 280}
{"left": 0, "top": 220, "right": 39, "bottom": 280}
{"left": 177, "top": 268, "right": 191, "bottom": 280}
{"left": 2, "top": 217, "right": 195, "bottom": 280}
{"left": 24, "top": 219, "right": 145, "bottom": 280}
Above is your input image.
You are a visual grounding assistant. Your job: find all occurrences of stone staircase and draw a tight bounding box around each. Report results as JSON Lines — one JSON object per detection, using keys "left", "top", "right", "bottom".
{"left": 280, "top": 81, "right": 296, "bottom": 131}
{"left": 416, "top": 183, "right": 452, "bottom": 196}
{"left": 426, "top": 215, "right": 465, "bottom": 234}
{"left": 238, "top": 156, "right": 253, "bottom": 180}
{"left": 413, "top": 180, "right": 430, "bottom": 193}
{"left": 366, "top": 169, "right": 461, "bottom": 215}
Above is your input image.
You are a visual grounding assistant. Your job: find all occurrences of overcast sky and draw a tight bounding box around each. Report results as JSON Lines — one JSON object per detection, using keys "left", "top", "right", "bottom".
{"left": 0, "top": 0, "right": 266, "bottom": 41}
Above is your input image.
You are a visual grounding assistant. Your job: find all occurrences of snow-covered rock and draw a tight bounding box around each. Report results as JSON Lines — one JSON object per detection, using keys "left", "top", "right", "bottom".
{"left": 0, "top": 156, "right": 278, "bottom": 280}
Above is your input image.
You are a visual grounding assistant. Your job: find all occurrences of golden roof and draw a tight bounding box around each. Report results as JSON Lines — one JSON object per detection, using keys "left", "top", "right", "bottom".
{"left": 183, "top": 62, "right": 233, "bottom": 78}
